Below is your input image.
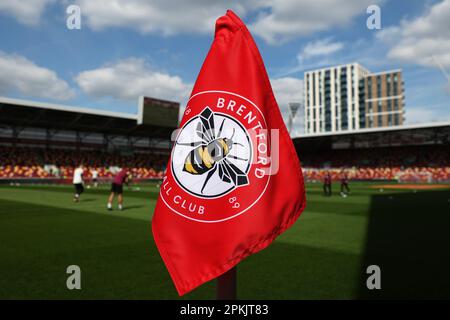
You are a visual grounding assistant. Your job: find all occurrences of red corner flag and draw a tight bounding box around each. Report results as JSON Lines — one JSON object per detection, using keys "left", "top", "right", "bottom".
{"left": 152, "top": 10, "right": 306, "bottom": 296}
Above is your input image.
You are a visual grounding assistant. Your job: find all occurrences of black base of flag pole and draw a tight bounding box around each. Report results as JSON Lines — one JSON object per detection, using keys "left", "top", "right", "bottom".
{"left": 216, "top": 266, "right": 237, "bottom": 300}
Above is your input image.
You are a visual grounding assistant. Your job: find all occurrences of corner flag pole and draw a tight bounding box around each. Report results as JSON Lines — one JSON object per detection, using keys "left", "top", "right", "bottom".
{"left": 216, "top": 266, "right": 237, "bottom": 299}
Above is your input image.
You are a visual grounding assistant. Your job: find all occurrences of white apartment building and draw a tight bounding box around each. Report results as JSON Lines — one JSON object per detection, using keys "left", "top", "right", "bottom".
{"left": 304, "top": 63, "right": 370, "bottom": 134}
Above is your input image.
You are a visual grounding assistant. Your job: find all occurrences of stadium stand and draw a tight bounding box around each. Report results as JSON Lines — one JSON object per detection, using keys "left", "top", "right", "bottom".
{"left": 294, "top": 122, "right": 450, "bottom": 183}
{"left": 0, "top": 146, "right": 166, "bottom": 180}
{"left": 0, "top": 97, "right": 175, "bottom": 183}
{"left": 2, "top": 97, "right": 449, "bottom": 184}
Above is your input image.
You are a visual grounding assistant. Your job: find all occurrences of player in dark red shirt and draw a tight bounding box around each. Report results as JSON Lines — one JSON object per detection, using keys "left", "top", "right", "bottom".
{"left": 323, "top": 171, "right": 332, "bottom": 196}
{"left": 340, "top": 170, "right": 350, "bottom": 197}
{"left": 107, "top": 168, "right": 131, "bottom": 211}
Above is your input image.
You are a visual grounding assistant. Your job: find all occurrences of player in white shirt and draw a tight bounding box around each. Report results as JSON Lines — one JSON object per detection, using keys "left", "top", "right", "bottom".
{"left": 73, "top": 164, "right": 84, "bottom": 202}
{"left": 91, "top": 168, "right": 99, "bottom": 188}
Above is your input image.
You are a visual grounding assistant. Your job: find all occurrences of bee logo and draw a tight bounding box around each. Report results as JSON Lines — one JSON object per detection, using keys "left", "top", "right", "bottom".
{"left": 161, "top": 91, "right": 270, "bottom": 223}
{"left": 173, "top": 107, "right": 251, "bottom": 197}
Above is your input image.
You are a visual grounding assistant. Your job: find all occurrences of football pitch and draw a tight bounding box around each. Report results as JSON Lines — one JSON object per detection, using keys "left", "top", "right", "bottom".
{"left": 1, "top": 182, "right": 449, "bottom": 299}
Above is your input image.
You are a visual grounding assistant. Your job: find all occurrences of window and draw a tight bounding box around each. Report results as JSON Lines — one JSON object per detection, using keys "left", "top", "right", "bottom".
{"left": 387, "top": 74, "right": 391, "bottom": 95}
{"left": 377, "top": 76, "right": 382, "bottom": 97}
{"left": 312, "top": 73, "right": 316, "bottom": 106}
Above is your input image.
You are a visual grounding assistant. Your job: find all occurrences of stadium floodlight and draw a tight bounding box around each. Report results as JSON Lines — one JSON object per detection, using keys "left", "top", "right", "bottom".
{"left": 432, "top": 55, "right": 450, "bottom": 94}
{"left": 287, "top": 102, "right": 301, "bottom": 135}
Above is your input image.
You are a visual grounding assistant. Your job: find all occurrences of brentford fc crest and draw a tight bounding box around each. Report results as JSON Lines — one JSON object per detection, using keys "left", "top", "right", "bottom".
{"left": 160, "top": 91, "right": 271, "bottom": 223}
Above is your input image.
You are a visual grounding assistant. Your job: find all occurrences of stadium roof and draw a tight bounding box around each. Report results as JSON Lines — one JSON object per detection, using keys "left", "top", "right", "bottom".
{"left": 0, "top": 96, "right": 176, "bottom": 139}
{"left": 293, "top": 121, "right": 450, "bottom": 151}
{"left": 297, "top": 121, "right": 450, "bottom": 139}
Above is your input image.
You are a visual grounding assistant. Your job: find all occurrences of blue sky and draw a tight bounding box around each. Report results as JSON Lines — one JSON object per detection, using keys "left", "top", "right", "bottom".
{"left": 0, "top": 0, "right": 449, "bottom": 136}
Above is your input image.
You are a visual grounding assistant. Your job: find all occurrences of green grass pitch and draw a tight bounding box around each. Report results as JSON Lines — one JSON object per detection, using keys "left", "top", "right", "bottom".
{"left": 0, "top": 182, "right": 449, "bottom": 299}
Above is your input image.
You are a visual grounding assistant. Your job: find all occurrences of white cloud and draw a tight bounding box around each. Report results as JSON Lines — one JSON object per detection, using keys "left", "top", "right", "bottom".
{"left": 1, "top": 0, "right": 382, "bottom": 45}
{"left": 277, "top": 38, "right": 345, "bottom": 77}
{"left": 301, "top": 38, "right": 344, "bottom": 59}
{"left": 75, "top": 0, "right": 247, "bottom": 35}
{"left": 0, "top": 51, "right": 75, "bottom": 100}
{"left": 72, "top": 0, "right": 379, "bottom": 45}
{"left": 75, "top": 58, "right": 191, "bottom": 102}
{"left": 405, "top": 107, "right": 450, "bottom": 124}
{"left": 250, "top": 0, "right": 381, "bottom": 44}
{"left": 0, "top": 0, "right": 54, "bottom": 25}
{"left": 378, "top": 0, "right": 450, "bottom": 67}
{"left": 271, "top": 77, "right": 303, "bottom": 108}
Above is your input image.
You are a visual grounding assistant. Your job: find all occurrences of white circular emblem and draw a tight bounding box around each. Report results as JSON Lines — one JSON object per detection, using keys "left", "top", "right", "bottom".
{"left": 172, "top": 109, "right": 252, "bottom": 198}
{"left": 159, "top": 91, "right": 271, "bottom": 223}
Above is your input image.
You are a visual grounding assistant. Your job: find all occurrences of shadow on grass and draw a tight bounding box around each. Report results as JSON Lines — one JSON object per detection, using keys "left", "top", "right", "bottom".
{"left": 0, "top": 198, "right": 364, "bottom": 299}
{"left": 238, "top": 241, "right": 360, "bottom": 299}
{"left": 358, "top": 190, "right": 450, "bottom": 299}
